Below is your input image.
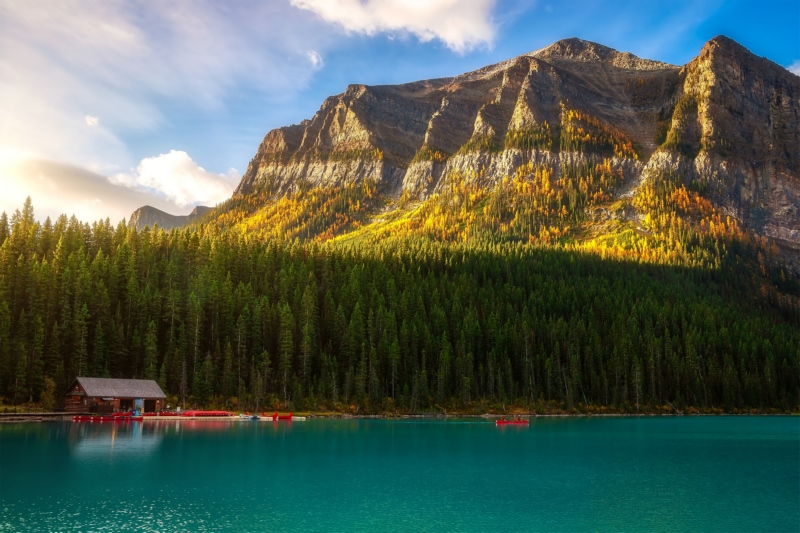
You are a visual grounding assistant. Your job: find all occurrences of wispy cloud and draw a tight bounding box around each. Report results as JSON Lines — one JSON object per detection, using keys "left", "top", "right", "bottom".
{"left": 291, "top": 0, "right": 497, "bottom": 53}
{"left": 788, "top": 61, "right": 800, "bottom": 76}
{"left": 307, "top": 51, "right": 324, "bottom": 69}
{"left": 0, "top": 1, "right": 335, "bottom": 173}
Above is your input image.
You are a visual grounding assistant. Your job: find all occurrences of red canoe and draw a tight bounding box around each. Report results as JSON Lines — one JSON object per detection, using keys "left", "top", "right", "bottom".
{"left": 180, "top": 410, "right": 232, "bottom": 417}
{"left": 495, "top": 418, "right": 529, "bottom": 425}
{"left": 73, "top": 415, "right": 143, "bottom": 422}
{"left": 269, "top": 412, "right": 293, "bottom": 421}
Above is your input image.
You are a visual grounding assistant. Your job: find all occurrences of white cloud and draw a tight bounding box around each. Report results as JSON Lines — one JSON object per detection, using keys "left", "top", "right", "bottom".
{"left": 788, "top": 61, "right": 800, "bottom": 76}
{"left": 85, "top": 115, "right": 99, "bottom": 126}
{"left": 0, "top": 158, "right": 184, "bottom": 223}
{"left": 307, "top": 50, "right": 324, "bottom": 68}
{"left": 290, "top": 0, "right": 497, "bottom": 53}
{"left": 0, "top": 1, "right": 337, "bottom": 175}
{"left": 111, "top": 150, "right": 238, "bottom": 208}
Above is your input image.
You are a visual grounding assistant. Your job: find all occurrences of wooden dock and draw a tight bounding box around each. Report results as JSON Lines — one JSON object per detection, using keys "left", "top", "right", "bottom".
{"left": 0, "top": 412, "right": 79, "bottom": 422}
{"left": 142, "top": 415, "right": 306, "bottom": 421}
{"left": 0, "top": 411, "right": 306, "bottom": 422}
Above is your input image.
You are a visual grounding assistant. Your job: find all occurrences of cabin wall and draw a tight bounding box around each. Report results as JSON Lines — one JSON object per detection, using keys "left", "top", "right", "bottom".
{"left": 63, "top": 382, "right": 87, "bottom": 412}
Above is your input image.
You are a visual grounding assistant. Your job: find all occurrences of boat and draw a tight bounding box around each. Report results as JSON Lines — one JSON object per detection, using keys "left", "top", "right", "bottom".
{"left": 73, "top": 413, "right": 143, "bottom": 422}
{"left": 269, "top": 412, "right": 293, "bottom": 421}
{"left": 495, "top": 417, "right": 529, "bottom": 426}
{"left": 180, "top": 410, "right": 232, "bottom": 417}
{"left": 239, "top": 412, "right": 260, "bottom": 420}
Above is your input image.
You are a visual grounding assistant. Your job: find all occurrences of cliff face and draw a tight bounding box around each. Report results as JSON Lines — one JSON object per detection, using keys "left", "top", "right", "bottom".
{"left": 236, "top": 38, "right": 679, "bottom": 195}
{"left": 129, "top": 205, "right": 210, "bottom": 231}
{"left": 664, "top": 37, "right": 800, "bottom": 260}
{"left": 235, "top": 36, "right": 798, "bottom": 263}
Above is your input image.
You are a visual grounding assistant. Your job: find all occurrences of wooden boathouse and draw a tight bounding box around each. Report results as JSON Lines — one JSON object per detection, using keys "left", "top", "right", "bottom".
{"left": 63, "top": 377, "right": 166, "bottom": 413}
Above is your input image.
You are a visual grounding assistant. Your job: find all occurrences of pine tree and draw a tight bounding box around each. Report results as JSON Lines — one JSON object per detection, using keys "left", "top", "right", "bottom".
{"left": 437, "top": 331, "right": 452, "bottom": 403}
{"left": 388, "top": 339, "right": 400, "bottom": 400}
{"left": 0, "top": 298, "right": 10, "bottom": 395}
{"left": 74, "top": 304, "right": 89, "bottom": 377}
{"left": 193, "top": 354, "right": 214, "bottom": 406}
{"left": 143, "top": 320, "right": 158, "bottom": 381}
{"left": 278, "top": 302, "right": 294, "bottom": 404}
{"left": 222, "top": 340, "right": 236, "bottom": 402}
{"left": 40, "top": 376, "right": 57, "bottom": 410}
{"left": 0, "top": 211, "right": 9, "bottom": 246}
{"left": 13, "top": 341, "right": 27, "bottom": 404}
{"left": 28, "top": 314, "right": 44, "bottom": 402}
{"left": 300, "top": 281, "right": 317, "bottom": 389}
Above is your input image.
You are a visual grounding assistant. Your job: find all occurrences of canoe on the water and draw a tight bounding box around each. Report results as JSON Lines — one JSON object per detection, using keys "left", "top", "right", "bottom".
{"left": 495, "top": 419, "right": 529, "bottom": 425}
{"left": 269, "top": 412, "right": 293, "bottom": 421}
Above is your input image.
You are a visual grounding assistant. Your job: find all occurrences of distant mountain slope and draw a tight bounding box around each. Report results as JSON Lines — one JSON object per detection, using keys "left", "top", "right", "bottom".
{"left": 128, "top": 205, "right": 210, "bottom": 230}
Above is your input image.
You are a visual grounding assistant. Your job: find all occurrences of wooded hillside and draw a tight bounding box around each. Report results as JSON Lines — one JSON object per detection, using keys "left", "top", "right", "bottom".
{"left": 1, "top": 198, "right": 797, "bottom": 413}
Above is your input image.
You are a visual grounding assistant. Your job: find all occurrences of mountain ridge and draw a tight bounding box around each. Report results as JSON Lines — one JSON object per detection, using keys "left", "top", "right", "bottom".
{"left": 133, "top": 36, "right": 799, "bottom": 269}
{"left": 129, "top": 204, "right": 210, "bottom": 231}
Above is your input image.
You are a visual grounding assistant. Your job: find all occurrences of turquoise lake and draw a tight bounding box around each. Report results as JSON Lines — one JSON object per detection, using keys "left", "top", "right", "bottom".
{"left": 1, "top": 417, "right": 798, "bottom": 531}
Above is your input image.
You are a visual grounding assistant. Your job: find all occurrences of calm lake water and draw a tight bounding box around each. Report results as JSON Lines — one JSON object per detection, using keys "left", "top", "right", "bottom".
{"left": 1, "top": 416, "right": 798, "bottom": 532}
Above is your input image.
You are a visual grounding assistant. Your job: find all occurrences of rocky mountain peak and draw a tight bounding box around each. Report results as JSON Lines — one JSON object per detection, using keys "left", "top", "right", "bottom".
{"left": 530, "top": 37, "right": 677, "bottom": 70}
{"left": 699, "top": 35, "right": 753, "bottom": 60}
{"left": 693, "top": 34, "right": 797, "bottom": 79}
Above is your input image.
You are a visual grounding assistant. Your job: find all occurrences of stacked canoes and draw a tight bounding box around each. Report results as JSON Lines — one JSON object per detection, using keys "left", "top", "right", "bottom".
{"left": 495, "top": 418, "right": 529, "bottom": 425}
{"left": 266, "top": 412, "right": 293, "bottom": 421}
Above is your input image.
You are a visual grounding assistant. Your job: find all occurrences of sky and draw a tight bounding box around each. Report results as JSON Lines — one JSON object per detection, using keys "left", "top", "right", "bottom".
{"left": 1, "top": 0, "right": 798, "bottom": 223}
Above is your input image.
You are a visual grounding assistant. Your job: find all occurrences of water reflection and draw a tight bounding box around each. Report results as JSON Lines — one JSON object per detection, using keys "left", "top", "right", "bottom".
{"left": 69, "top": 422, "right": 162, "bottom": 458}
{"left": 66, "top": 418, "right": 294, "bottom": 459}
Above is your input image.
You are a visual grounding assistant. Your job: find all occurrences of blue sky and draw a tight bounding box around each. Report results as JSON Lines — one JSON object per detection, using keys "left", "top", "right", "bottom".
{"left": 1, "top": 0, "right": 798, "bottom": 222}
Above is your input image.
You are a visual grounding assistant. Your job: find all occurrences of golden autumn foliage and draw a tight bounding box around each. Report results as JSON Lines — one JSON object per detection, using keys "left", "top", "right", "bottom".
{"left": 560, "top": 104, "right": 639, "bottom": 160}
{"left": 198, "top": 179, "right": 380, "bottom": 242}
{"left": 505, "top": 122, "right": 553, "bottom": 152}
{"left": 198, "top": 141, "right": 775, "bottom": 279}
{"left": 411, "top": 145, "right": 449, "bottom": 164}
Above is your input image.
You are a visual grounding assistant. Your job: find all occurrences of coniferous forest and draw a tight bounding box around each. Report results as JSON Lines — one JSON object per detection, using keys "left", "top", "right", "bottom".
{"left": 1, "top": 197, "right": 798, "bottom": 413}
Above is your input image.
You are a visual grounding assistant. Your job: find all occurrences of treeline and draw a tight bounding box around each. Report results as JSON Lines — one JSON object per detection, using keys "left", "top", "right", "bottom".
{"left": 0, "top": 199, "right": 798, "bottom": 412}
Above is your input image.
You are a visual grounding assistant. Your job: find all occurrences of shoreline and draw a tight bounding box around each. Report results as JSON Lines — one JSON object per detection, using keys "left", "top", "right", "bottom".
{"left": 0, "top": 411, "right": 796, "bottom": 423}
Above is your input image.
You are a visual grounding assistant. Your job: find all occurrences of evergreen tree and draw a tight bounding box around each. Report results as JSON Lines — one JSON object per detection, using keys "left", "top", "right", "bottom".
{"left": 0, "top": 198, "right": 797, "bottom": 413}
{"left": 278, "top": 302, "right": 294, "bottom": 404}
{"left": 143, "top": 320, "right": 159, "bottom": 381}
{"left": 13, "top": 341, "right": 27, "bottom": 404}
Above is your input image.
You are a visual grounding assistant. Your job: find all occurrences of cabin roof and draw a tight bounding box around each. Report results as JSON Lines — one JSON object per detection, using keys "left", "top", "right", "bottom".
{"left": 70, "top": 377, "right": 166, "bottom": 399}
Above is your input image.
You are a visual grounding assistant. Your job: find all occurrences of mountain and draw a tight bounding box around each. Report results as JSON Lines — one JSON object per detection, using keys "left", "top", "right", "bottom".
{"left": 227, "top": 36, "right": 798, "bottom": 269}
{"left": 236, "top": 37, "right": 677, "bottom": 196}
{"left": 6, "top": 37, "right": 800, "bottom": 414}
{"left": 128, "top": 205, "right": 211, "bottom": 231}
